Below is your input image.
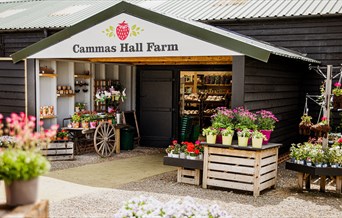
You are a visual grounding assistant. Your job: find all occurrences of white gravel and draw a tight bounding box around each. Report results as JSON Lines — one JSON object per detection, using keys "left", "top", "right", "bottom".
{"left": 49, "top": 148, "right": 342, "bottom": 217}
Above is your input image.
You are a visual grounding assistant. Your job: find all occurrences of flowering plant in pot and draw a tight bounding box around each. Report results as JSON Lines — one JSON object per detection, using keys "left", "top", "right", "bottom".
{"left": 0, "top": 112, "right": 58, "bottom": 206}
{"left": 233, "top": 107, "right": 257, "bottom": 131}
{"left": 237, "top": 128, "right": 251, "bottom": 147}
{"left": 310, "top": 116, "right": 331, "bottom": 138}
{"left": 185, "top": 142, "right": 200, "bottom": 160}
{"left": 251, "top": 130, "right": 267, "bottom": 148}
{"left": 165, "top": 140, "right": 180, "bottom": 158}
{"left": 256, "top": 110, "right": 278, "bottom": 144}
{"left": 332, "top": 82, "right": 342, "bottom": 109}
{"left": 202, "top": 126, "right": 219, "bottom": 144}
{"left": 71, "top": 113, "right": 81, "bottom": 128}
{"left": 220, "top": 127, "right": 234, "bottom": 146}
{"left": 195, "top": 140, "right": 204, "bottom": 159}
{"left": 211, "top": 107, "right": 234, "bottom": 143}
{"left": 299, "top": 114, "right": 312, "bottom": 136}
{"left": 89, "top": 111, "right": 99, "bottom": 129}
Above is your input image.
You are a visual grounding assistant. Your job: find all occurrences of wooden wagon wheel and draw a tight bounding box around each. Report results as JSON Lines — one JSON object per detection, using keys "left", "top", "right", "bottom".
{"left": 94, "top": 122, "right": 116, "bottom": 157}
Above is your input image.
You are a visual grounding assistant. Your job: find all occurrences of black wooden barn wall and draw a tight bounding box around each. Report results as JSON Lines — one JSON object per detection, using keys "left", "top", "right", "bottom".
{"left": 243, "top": 56, "right": 308, "bottom": 149}
{"left": 0, "top": 30, "right": 59, "bottom": 117}
{"left": 209, "top": 16, "right": 342, "bottom": 66}
{"left": 0, "top": 60, "right": 25, "bottom": 117}
{"left": 211, "top": 16, "right": 342, "bottom": 134}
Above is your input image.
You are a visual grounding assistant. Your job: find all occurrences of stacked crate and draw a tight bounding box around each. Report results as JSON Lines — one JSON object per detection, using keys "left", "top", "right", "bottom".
{"left": 41, "top": 141, "right": 74, "bottom": 161}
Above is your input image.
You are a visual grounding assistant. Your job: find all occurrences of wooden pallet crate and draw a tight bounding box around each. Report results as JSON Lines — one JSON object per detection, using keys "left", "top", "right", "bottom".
{"left": 41, "top": 141, "right": 74, "bottom": 161}
{"left": 203, "top": 144, "right": 279, "bottom": 197}
{"left": 177, "top": 167, "right": 201, "bottom": 185}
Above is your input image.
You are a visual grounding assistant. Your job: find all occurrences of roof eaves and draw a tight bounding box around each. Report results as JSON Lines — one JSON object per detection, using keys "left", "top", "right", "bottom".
{"left": 11, "top": 1, "right": 274, "bottom": 63}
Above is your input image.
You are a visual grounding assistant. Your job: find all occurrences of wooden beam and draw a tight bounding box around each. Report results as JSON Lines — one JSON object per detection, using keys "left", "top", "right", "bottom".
{"left": 85, "top": 56, "right": 232, "bottom": 65}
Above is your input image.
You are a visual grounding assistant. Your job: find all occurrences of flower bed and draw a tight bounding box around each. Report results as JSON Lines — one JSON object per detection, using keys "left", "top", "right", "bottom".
{"left": 114, "top": 195, "right": 230, "bottom": 218}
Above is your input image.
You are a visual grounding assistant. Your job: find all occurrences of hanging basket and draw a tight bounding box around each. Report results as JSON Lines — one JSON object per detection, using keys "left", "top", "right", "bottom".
{"left": 299, "top": 123, "right": 312, "bottom": 135}
{"left": 310, "top": 124, "right": 331, "bottom": 138}
{"left": 333, "top": 95, "right": 342, "bottom": 109}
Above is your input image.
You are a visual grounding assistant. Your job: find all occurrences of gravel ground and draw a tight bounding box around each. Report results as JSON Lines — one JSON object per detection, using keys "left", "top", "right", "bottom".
{"left": 50, "top": 147, "right": 342, "bottom": 217}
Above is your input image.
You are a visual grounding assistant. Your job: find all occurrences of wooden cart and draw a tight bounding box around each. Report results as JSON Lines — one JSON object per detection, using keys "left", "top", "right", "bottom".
{"left": 64, "top": 121, "right": 123, "bottom": 157}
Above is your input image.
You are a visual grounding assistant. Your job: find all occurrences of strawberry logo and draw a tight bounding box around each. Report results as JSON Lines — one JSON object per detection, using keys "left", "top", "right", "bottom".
{"left": 102, "top": 21, "right": 144, "bottom": 40}
{"left": 116, "top": 21, "right": 130, "bottom": 41}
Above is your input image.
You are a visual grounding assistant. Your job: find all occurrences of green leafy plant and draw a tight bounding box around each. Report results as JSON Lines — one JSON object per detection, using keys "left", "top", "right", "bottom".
{"left": 332, "top": 82, "right": 342, "bottom": 96}
{"left": 237, "top": 128, "right": 251, "bottom": 138}
{"left": 0, "top": 149, "right": 50, "bottom": 184}
{"left": 221, "top": 127, "right": 234, "bottom": 136}
{"left": 71, "top": 113, "right": 81, "bottom": 123}
{"left": 251, "top": 130, "right": 267, "bottom": 139}
{"left": 202, "top": 127, "right": 219, "bottom": 136}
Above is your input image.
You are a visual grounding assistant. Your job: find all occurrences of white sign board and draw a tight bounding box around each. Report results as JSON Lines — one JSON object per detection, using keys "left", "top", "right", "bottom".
{"left": 30, "top": 13, "right": 242, "bottom": 59}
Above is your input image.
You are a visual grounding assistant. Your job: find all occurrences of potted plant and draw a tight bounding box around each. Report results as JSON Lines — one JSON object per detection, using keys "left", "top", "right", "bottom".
{"left": 56, "top": 130, "right": 69, "bottom": 141}
{"left": 71, "top": 113, "right": 81, "bottom": 128}
{"left": 233, "top": 107, "right": 257, "bottom": 131}
{"left": 185, "top": 142, "right": 199, "bottom": 160}
{"left": 81, "top": 115, "right": 91, "bottom": 129}
{"left": 251, "top": 130, "right": 267, "bottom": 148}
{"left": 221, "top": 127, "right": 234, "bottom": 146}
{"left": 237, "top": 128, "right": 251, "bottom": 147}
{"left": 180, "top": 141, "right": 187, "bottom": 159}
{"left": 310, "top": 116, "right": 331, "bottom": 138}
{"left": 211, "top": 107, "right": 235, "bottom": 143}
{"left": 299, "top": 114, "right": 312, "bottom": 136}
{"left": 165, "top": 145, "right": 174, "bottom": 157}
{"left": 0, "top": 112, "right": 57, "bottom": 206}
{"left": 89, "top": 112, "right": 98, "bottom": 129}
{"left": 256, "top": 110, "right": 279, "bottom": 144}
{"left": 202, "top": 126, "right": 219, "bottom": 144}
{"left": 332, "top": 82, "right": 342, "bottom": 109}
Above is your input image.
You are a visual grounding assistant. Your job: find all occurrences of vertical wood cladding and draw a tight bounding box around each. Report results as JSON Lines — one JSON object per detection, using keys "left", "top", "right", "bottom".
{"left": 244, "top": 56, "right": 308, "bottom": 148}
{"left": 209, "top": 16, "right": 342, "bottom": 66}
{"left": 0, "top": 60, "right": 25, "bottom": 117}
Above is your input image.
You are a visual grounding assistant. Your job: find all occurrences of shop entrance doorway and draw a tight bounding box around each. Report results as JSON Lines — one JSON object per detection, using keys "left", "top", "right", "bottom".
{"left": 138, "top": 70, "right": 175, "bottom": 147}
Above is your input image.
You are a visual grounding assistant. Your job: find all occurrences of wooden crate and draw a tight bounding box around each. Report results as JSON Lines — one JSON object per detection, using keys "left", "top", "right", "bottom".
{"left": 0, "top": 200, "right": 48, "bottom": 218}
{"left": 202, "top": 144, "right": 279, "bottom": 197}
{"left": 41, "top": 141, "right": 74, "bottom": 161}
{"left": 177, "top": 167, "right": 201, "bottom": 185}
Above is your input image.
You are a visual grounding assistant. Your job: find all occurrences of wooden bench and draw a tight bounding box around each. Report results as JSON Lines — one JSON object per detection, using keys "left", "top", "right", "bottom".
{"left": 163, "top": 157, "right": 203, "bottom": 185}
{"left": 285, "top": 161, "right": 342, "bottom": 194}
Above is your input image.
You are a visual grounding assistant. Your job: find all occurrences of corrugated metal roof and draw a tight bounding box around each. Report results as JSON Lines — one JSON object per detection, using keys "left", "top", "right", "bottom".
{"left": 11, "top": 1, "right": 320, "bottom": 64}
{"left": 0, "top": 0, "right": 341, "bottom": 30}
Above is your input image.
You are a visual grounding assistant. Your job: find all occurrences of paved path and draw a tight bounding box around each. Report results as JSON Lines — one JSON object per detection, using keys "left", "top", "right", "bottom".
{"left": 0, "top": 153, "right": 175, "bottom": 203}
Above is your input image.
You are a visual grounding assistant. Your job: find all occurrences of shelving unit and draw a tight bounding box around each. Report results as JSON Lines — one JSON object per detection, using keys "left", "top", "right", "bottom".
{"left": 37, "top": 60, "right": 93, "bottom": 128}
{"left": 180, "top": 71, "right": 232, "bottom": 128}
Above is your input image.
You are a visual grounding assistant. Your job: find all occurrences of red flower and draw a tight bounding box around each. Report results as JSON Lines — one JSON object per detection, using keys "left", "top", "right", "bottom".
{"left": 334, "top": 82, "right": 341, "bottom": 88}
{"left": 194, "top": 149, "right": 200, "bottom": 155}
{"left": 338, "top": 138, "right": 342, "bottom": 144}
{"left": 321, "top": 116, "right": 327, "bottom": 121}
{"left": 172, "top": 140, "right": 178, "bottom": 145}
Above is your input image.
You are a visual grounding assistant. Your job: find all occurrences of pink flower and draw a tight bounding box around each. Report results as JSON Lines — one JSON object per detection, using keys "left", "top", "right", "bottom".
{"left": 334, "top": 82, "right": 341, "bottom": 88}
{"left": 321, "top": 116, "right": 327, "bottom": 121}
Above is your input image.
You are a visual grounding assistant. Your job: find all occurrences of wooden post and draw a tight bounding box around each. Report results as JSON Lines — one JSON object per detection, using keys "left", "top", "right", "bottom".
{"left": 336, "top": 176, "right": 342, "bottom": 194}
{"left": 305, "top": 174, "right": 311, "bottom": 191}
{"left": 297, "top": 172, "right": 304, "bottom": 192}
{"left": 320, "top": 176, "right": 326, "bottom": 192}
{"left": 253, "top": 152, "right": 261, "bottom": 197}
{"left": 202, "top": 145, "right": 209, "bottom": 189}
{"left": 323, "top": 65, "right": 332, "bottom": 149}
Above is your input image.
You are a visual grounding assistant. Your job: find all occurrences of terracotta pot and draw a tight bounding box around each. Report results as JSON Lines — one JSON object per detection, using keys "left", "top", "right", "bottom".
{"left": 5, "top": 177, "right": 38, "bottom": 206}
